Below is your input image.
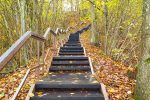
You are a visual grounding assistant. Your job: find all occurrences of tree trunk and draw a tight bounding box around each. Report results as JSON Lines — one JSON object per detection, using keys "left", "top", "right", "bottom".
{"left": 104, "top": 0, "right": 108, "bottom": 54}
{"left": 19, "top": 0, "right": 28, "bottom": 65}
{"left": 136, "top": 0, "right": 150, "bottom": 99}
{"left": 90, "top": 0, "right": 99, "bottom": 45}
{"left": 20, "top": 0, "right": 26, "bottom": 35}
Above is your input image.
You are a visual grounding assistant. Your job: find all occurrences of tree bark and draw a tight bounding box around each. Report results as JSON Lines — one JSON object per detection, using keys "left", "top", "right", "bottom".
{"left": 20, "top": 0, "right": 26, "bottom": 35}
{"left": 104, "top": 0, "right": 108, "bottom": 54}
{"left": 90, "top": 0, "right": 99, "bottom": 45}
{"left": 136, "top": 0, "right": 150, "bottom": 99}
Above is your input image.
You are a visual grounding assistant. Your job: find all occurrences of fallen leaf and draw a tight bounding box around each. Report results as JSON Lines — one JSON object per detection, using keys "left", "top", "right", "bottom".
{"left": 28, "top": 93, "right": 34, "bottom": 97}
{"left": 0, "top": 92, "right": 5, "bottom": 99}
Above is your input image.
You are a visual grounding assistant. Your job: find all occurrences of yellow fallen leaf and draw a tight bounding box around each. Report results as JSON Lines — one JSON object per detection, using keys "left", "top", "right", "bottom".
{"left": 91, "top": 81, "right": 98, "bottom": 83}
{"left": 37, "top": 92, "right": 43, "bottom": 97}
{"left": 127, "top": 91, "right": 132, "bottom": 94}
{"left": 108, "top": 88, "right": 116, "bottom": 93}
{"left": 70, "top": 93, "right": 75, "bottom": 95}
{"left": 28, "top": 93, "right": 34, "bottom": 97}
{"left": 69, "top": 61, "right": 73, "bottom": 64}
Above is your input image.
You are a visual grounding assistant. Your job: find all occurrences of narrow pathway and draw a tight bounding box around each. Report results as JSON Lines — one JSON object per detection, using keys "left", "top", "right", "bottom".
{"left": 27, "top": 25, "right": 105, "bottom": 100}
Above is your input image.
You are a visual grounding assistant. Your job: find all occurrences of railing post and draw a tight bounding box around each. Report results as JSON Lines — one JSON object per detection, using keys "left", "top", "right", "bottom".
{"left": 42, "top": 42, "right": 45, "bottom": 74}
{"left": 61, "top": 40, "right": 63, "bottom": 47}
{"left": 36, "top": 41, "right": 40, "bottom": 78}
{"left": 53, "top": 35, "right": 56, "bottom": 50}
{"left": 55, "top": 36, "right": 57, "bottom": 49}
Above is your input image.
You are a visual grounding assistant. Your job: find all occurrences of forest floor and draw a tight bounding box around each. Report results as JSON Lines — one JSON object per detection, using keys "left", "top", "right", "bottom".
{"left": 0, "top": 46, "right": 56, "bottom": 100}
{"left": 0, "top": 28, "right": 136, "bottom": 100}
{"left": 80, "top": 31, "right": 136, "bottom": 100}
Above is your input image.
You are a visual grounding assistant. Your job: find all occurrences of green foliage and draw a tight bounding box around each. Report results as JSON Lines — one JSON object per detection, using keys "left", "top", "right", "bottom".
{"left": 112, "top": 48, "right": 123, "bottom": 54}
{"left": 79, "top": 0, "right": 142, "bottom": 64}
{"left": 0, "top": 0, "right": 76, "bottom": 73}
{"left": 79, "top": 1, "right": 90, "bottom": 10}
{"left": 145, "top": 58, "right": 150, "bottom": 64}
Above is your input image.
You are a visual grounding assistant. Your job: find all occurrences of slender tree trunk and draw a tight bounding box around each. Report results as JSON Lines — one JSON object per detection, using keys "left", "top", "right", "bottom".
{"left": 70, "top": 0, "right": 73, "bottom": 11}
{"left": 136, "top": 0, "right": 150, "bottom": 99}
{"left": 90, "top": 0, "right": 99, "bottom": 45}
{"left": 104, "top": 0, "right": 108, "bottom": 54}
{"left": 20, "top": 0, "right": 26, "bottom": 35}
{"left": 20, "top": 0, "right": 27, "bottom": 64}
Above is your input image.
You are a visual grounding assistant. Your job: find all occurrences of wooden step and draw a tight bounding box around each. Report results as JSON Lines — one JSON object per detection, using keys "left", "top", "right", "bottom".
{"left": 59, "top": 49, "right": 84, "bottom": 52}
{"left": 59, "top": 52, "right": 84, "bottom": 56}
{"left": 60, "top": 47, "right": 83, "bottom": 50}
{"left": 35, "top": 72, "right": 100, "bottom": 89}
{"left": 30, "top": 89, "right": 104, "bottom": 100}
{"left": 66, "top": 41, "right": 80, "bottom": 44}
{"left": 63, "top": 44, "right": 81, "bottom": 47}
{"left": 53, "top": 56, "right": 88, "bottom": 61}
{"left": 51, "top": 61, "right": 89, "bottom": 66}
{"left": 28, "top": 72, "right": 105, "bottom": 100}
{"left": 49, "top": 66, "right": 91, "bottom": 72}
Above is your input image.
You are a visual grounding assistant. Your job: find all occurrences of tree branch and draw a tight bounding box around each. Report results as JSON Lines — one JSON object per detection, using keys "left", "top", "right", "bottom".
{"left": 86, "top": 0, "right": 101, "bottom": 11}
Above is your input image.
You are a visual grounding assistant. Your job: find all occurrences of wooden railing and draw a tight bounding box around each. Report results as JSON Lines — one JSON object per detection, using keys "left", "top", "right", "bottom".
{"left": 0, "top": 22, "right": 88, "bottom": 99}
{"left": 0, "top": 26, "right": 70, "bottom": 100}
{"left": 0, "top": 27, "right": 69, "bottom": 71}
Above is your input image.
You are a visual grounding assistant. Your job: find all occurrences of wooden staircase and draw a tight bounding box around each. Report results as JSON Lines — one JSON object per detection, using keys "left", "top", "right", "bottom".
{"left": 26, "top": 25, "right": 106, "bottom": 100}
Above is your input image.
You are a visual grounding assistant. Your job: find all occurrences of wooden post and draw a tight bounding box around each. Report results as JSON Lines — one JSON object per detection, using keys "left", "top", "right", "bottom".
{"left": 54, "top": 36, "right": 56, "bottom": 50}
{"left": 53, "top": 35, "right": 55, "bottom": 50}
{"left": 42, "top": 42, "right": 45, "bottom": 74}
{"left": 61, "top": 40, "right": 63, "bottom": 47}
{"left": 36, "top": 41, "right": 40, "bottom": 78}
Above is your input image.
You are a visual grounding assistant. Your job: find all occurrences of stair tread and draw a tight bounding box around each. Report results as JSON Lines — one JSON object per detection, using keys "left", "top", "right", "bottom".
{"left": 31, "top": 89, "right": 104, "bottom": 100}
{"left": 59, "top": 52, "right": 84, "bottom": 54}
{"left": 64, "top": 43, "right": 81, "bottom": 45}
{"left": 53, "top": 56, "right": 88, "bottom": 60}
{"left": 35, "top": 89, "right": 103, "bottom": 96}
{"left": 64, "top": 43, "right": 81, "bottom": 44}
{"left": 31, "top": 96, "right": 104, "bottom": 100}
{"left": 51, "top": 61, "right": 89, "bottom": 65}
{"left": 61, "top": 47, "right": 83, "bottom": 48}
{"left": 66, "top": 42, "right": 80, "bottom": 44}
{"left": 59, "top": 50, "right": 84, "bottom": 52}
{"left": 36, "top": 72, "right": 100, "bottom": 89}
{"left": 50, "top": 65, "right": 90, "bottom": 68}
{"left": 49, "top": 66, "right": 91, "bottom": 71}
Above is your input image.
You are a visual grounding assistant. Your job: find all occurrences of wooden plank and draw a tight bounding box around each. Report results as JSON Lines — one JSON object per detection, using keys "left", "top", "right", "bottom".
{"left": 12, "top": 69, "right": 31, "bottom": 100}
{"left": 25, "top": 84, "right": 35, "bottom": 100}
{"left": 42, "top": 43, "right": 45, "bottom": 74}
{"left": 89, "top": 57, "right": 95, "bottom": 74}
{"left": 100, "top": 83, "right": 109, "bottom": 100}
{"left": 44, "top": 48, "right": 51, "bottom": 62}
{"left": 43, "top": 28, "right": 51, "bottom": 39}
{"left": 31, "top": 33, "right": 45, "bottom": 41}
{"left": 57, "top": 47, "right": 60, "bottom": 56}
{"left": 12, "top": 64, "right": 43, "bottom": 100}
{"left": 83, "top": 47, "right": 86, "bottom": 56}
{"left": 0, "top": 31, "right": 32, "bottom": 70}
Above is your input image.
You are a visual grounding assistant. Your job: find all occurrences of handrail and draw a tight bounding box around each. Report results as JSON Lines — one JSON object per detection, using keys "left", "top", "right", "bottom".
{"left": 0, "top": 27, "right": 69, "bottom": 71}
{"left": 55, "top": 28, "right": 61, "bottom": 35}
{"left": 43, "top": 28, "right": 51, "bottom": 39}
{"left": 1, "top": 26, "right": 70, "bottom": 100}
{"left": 3, "top": 23, "right": 89, "bottom": 100}
{"left": 0, "top": 31, "right": 44, "bottom": 70}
